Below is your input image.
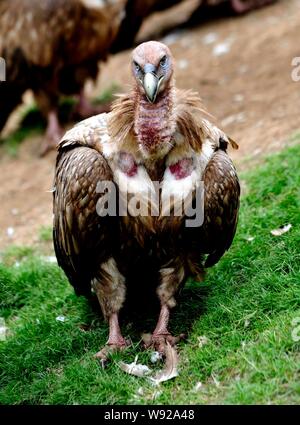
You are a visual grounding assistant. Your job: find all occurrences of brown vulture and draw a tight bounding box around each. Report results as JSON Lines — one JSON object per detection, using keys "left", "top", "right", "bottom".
{"left": 112, "top": 0, "right": 276, "bottom": 53}
{"left": 0, "top": 0, "right": 125, "bottom": 155}
{"left": 53, "top": 41, "right": 240, "bottom": 360}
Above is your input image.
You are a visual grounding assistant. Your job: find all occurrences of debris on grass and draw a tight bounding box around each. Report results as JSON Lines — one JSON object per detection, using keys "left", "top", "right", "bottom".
{"left": 193, "top": 382, "right": 203, "bottom": 392}
{"left": 198, "top": 335, "right": 209, "bottom": 348}
{"left": 0, "top": 318, "right": 8, "bottom": 341}
{"left": 150, "top": 343, "right": 179, "bottom": 386}
{"left": 56, "top": 315, "right": 66, "bottom": 322}
{"left": 211, "top": 373, "right": 220, "bottom": 388}
{"left": 150, "top": 351, "right": 163, "bottom": 364}
{"left": 137, "top": 387, "right": 144, "bottom": 396}
{"left": 119, "top": 344, "right": 179, "bottom": 385}
{"left": 119, "top": 355, "right": 152, "bottom": 378}
{"left": 244, "top": 318, "right": 250, "bottom": 328}
{"left": 271, "top": 224, "right": 292, "bottom": 236}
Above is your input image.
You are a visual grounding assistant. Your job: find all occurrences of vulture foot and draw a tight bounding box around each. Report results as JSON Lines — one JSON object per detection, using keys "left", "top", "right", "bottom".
{"left": 144, "top": 304, "right": 185, "bottom": 354}
{"left": 143, "top": 332, "right": 186, "bottom": 355}
{"left": 94, "top": 312, "right": 129, "bottom": 366}
{"left": 94, "top": 338, "right": 129, "bottom": 367}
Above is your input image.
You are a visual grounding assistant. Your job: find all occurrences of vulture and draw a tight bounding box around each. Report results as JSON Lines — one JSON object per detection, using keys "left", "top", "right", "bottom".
{"left": 112, "top": 0, "right": 276, "bottom": 53}
{"left": 53, "top": 41, "right": 240, "bottom": 360}
{"left": 111, "top": 0, "right": 183, "bottom": 53}
{"left": 0, "top": 0, "right": 125, "bottom": 155}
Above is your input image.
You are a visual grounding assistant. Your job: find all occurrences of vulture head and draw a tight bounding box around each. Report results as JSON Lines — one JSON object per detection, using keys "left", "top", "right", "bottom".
{"left": 132, "top": 41, "right": 174, "bottom": 104}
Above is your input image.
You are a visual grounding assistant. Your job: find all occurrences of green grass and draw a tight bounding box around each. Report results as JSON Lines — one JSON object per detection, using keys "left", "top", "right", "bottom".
{"left": 0, "top": 143, "right": 300, "bottom": 405}
{"left": 38, "top": 226, "right": 53, "bottom": 243}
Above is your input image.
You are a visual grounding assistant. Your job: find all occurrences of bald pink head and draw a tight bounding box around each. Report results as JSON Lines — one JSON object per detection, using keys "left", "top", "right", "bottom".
{"left": 131, "top": 41, "right": 174, "bottom": 103}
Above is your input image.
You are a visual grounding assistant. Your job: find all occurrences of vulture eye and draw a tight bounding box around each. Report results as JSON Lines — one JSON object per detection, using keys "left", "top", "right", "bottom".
{"left": 133, "top": 61, "right": 141, "bottom": 73}
{"left": 160, "top": 55, "right": 168, "bottom": 68}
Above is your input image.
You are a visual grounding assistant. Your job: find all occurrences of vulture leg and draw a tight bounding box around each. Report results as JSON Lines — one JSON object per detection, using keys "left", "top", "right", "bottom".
{"left": 73, "top": 90, "right": 111, "bottom": 119}
{"left": 40, "top": 110, "right": 63, "bottom": 157}
{"left": 94, "top": 312, "right": 128, "bottom": 364}
{"left": 145, "top": 304, "right": 185, "bottom": 354}
{"left": 93, "top": 258, "right": 128, "bottom": 362}
{"left": 145, "top": 263, "right": 186, "bottom": 354}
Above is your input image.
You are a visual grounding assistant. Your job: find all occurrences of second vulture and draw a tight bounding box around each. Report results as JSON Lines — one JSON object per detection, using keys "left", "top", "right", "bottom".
{"left": 53, "top": 41, "right": 240, "bottom": 360}
{"left": 0, "top": 0, "right": 125, "bottom": 155}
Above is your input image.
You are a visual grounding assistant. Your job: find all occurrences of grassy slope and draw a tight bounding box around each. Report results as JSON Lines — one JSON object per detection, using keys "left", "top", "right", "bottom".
{"left": 0, "top": 143, "right": 300, "bottom": 405}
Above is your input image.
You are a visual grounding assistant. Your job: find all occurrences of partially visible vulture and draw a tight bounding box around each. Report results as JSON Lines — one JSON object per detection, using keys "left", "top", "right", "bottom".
{"left": 111, "top": 0, "right": 183, "bottom": 53}
{"left": 0, "top": 0, "right": 125, "bottom": 155}
{"left": 53, "top": 41, "right": 240, "bottom": 360}
{"left": 112, "top": 0, "right": 276, "bottom": 53}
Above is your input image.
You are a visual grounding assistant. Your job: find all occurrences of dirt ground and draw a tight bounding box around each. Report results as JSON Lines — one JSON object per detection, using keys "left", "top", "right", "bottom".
{"left": 0, "top": 0, "right": 299, "bottom": 249}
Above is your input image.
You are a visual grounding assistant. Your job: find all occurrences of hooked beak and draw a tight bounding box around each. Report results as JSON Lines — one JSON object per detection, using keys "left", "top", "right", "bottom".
{"left": 143, "top": 72, "right": 164, "bottom": 103}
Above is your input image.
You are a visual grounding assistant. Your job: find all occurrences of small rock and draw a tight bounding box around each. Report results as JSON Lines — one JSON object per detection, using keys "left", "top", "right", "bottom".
{"left": 6, "top": 227, "right": 14, "bottom": 237}
{"left": 178, "top": 59, "right": 189, "bottom": 70}
{"left": 202, "top": 32, "right": 218, "bottom": 45}
{"left": 212, "top": 40, "right": 232, "bottom": 57}
{"left": 238, "top": 65, "right": 249, "bottom": 74}
{"left": 233, "top": 94, "right": 244, "bottom": 103}
{"left": 221, "top": 112, "right": 246, "bottom": 127}
{"left": 161, "top": 31, "right": 181, "bottom": 46}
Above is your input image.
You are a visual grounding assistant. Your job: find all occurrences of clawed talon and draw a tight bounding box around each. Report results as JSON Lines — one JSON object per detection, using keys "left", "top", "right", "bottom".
{"left": 143, "top": 332, "right": 186, "bottom": 355}
{"left": 94, "top": 339, "right": 130, "bottom": 367}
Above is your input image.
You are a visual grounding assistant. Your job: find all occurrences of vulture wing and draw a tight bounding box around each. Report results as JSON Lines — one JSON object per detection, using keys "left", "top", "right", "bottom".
{"left": 201, "top": 147, "right": 240, "bottom": 267}
{"left": 53, "top": 114, "right": 118, "bottom": 296}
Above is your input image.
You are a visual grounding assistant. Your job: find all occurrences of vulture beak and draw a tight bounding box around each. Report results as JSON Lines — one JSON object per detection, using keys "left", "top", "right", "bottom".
{"left": 143, "top": 63, "right": 164, "bottom": 103}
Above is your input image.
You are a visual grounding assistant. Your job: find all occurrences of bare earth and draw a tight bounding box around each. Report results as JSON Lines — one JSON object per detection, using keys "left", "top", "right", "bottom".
{"left": 0, "top": 0, "right": 299, "bottom": 249}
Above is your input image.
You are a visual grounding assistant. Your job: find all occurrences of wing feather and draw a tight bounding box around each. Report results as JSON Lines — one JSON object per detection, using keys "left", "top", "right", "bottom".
{"left": 201, "top": 149, "right": 240, "bottom": 267}
{"left": 53, "top": 123, "right": 118, "bottom": 295}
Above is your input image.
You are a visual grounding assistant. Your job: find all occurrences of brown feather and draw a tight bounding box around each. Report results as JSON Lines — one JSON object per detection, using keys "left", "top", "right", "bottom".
{"left": 0, "top": 0, "right": 125, "bottom": 131}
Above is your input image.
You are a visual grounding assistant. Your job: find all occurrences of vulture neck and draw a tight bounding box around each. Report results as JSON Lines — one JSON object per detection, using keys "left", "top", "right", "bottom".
{"left": 134, "top": 84, "right": 176, "bottom": 165}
